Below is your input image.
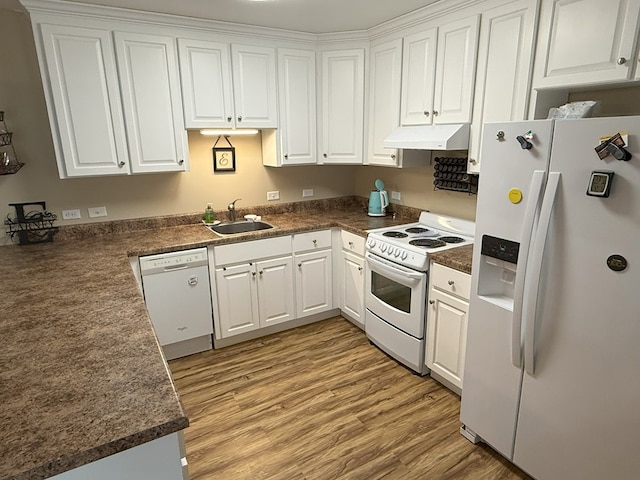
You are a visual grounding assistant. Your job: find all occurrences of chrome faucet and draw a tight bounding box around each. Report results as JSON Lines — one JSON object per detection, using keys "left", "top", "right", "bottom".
{"left": 227, "top": 198, "right": 241, "bottom": 222}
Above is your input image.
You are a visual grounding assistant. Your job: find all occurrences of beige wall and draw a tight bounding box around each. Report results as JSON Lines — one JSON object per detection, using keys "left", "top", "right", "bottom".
{"left": 0, "top": 7, "right": 477, "bottom": 239}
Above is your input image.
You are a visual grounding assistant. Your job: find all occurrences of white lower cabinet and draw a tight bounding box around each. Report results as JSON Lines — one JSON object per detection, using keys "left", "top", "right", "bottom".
{"left": 293, "top": 230, "right": 333, "bottom": 318}
{"left": 338, "top": 231, "right": 366, "bottom": 328}
{"left": 426, "top": 262, "right": 471, "bottom": 392}
{"left": 212, "top": 237, "right": 294, "bottom": 339}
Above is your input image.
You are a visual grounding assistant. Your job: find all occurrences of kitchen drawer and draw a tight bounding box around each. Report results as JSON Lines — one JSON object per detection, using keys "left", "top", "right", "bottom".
{"left": 430, "top": 262, "right": 471, "bottom": 300}
{"left": 293, "top": 229, "right": 332, "bottom": 252}
{"left": 214, "top": 235, "right": 291, "bottom": 265}
{"left": 340, "top": 230, "right": 365, "bottom": 256}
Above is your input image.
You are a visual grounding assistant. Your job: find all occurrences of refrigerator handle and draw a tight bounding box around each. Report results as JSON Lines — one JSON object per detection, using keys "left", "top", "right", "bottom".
{"left": 524, "top": 172, "right": 561, "bottom": 376}
{"left": 511, "top": 170, "right": 546, "bottom": 368}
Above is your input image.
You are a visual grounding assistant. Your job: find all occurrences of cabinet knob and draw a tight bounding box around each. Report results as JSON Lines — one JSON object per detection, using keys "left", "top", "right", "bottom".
{"left": 284, "top": 154, "right": 288, "bottom": 159}
{"left": 358, "top": 266, "right": 363, "bottom": 272}
{"left": 469, "top": 158, "right": 477, "bottom": 164}
{"left": 252, "top": 271, "right": 256, "bottom": 277}
{"left": 227, "top": 116, "right": 232, "bottom": 122}
{"left": 423, "top": 110, "right": 430, "bottom": 117}
{"left": 432, "top": 110, "right": 439, "bottom": 116}
{"left": 259, "top": 270, "right": 263, "bottom": 275}
{"left": 313, "top": 239, "right": 317, "bottom": 245}
{"left": 390, "top": 154, "right": 396, "bottom": 160}
{"left": 323, "top": 153, "right": 327, "bottom": 158}
{"left": 178, "top": 159, "right": 184, "bottom": 165}
{"left": 429, "top": 300, "right": 435, "bottom": 305}
{"left": 118, "top": 161, "right": 125, "bottom": 167}
{"left": 298, "top": 263, "right": 302, "bottom": 268}
{"left": 349, "top": 241, "right": 354, "bottom": 247}
{"left": 448, "top": 280, "right": 455, "bottom": 285}
{"left": 237, "top": 115, "right": 243, "bottom": 122}
{"left": 496, "top": 130, "right": 505, "bottom": 141}
{"left": 617, "top": 57, "right": 627, "bottom": 65}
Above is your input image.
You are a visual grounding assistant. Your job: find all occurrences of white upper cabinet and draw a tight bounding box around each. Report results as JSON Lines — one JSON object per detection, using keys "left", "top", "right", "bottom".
{"left": 272, "top": 48, "right": 317, "bottom": 166}
{"left": 319, "top": 49, "right": 365, "bottom": 164}
{"left": 231, "top": 44, "right": 278, "bottom": 128}
{"left": 178, "top": 39, "right": 234, "bottom": 128}
{"left": 367, "top": 39, "right": 403, "bottom": 167}
{"left": 114, "top": 32, "right": 188, "bottom": 173}
{"left": 400, "top": 28, "right": 437, "bottom": 126}
{"left": 532, "top": 0, "right": 640, "bottom": 88}
{"left": 40, "top": 24, "right": 130, "bottom": 177}
{"left": 178, "top": 41, "right": 277, "bottom": 128}
{"left": 433, "top": 15, "right": 480, "bottom": 124}
{"left": 468, "top": 0, "right": 538, "bottom": 173}
{"left": 399, "top": 16, "right": 479, "bottom": 126}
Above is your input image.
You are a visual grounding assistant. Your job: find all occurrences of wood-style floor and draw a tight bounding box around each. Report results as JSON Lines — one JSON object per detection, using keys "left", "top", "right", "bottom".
{"left": 169, "top": 317, "right": 531, "bottom": 480}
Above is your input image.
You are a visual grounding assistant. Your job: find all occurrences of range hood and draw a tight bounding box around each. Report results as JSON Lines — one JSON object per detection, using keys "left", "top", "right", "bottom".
{"left": 383, "top": 124, "right": 470, "bottom": 150}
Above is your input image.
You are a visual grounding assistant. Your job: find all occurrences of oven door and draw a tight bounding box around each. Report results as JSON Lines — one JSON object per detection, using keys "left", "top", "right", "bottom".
{"left": 365, "top": 252, "right": 427, "bottom": 338}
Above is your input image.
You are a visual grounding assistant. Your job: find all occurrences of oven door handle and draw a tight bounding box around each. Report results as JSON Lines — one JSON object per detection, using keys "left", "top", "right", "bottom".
{"left": 365, "top": 253, "right": 425, "bottom": 280}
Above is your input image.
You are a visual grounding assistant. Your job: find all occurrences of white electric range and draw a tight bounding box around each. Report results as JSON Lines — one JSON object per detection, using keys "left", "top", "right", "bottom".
{"left": 364, "top": 212, "right": 475, "bottom": 374}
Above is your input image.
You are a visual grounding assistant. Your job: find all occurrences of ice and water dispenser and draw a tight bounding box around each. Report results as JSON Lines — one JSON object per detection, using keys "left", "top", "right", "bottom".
{"left": 476, "top": 235, "right": 520, "bottom": 309}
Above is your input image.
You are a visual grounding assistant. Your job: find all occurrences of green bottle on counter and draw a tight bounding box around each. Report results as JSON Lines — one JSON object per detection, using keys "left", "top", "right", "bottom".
{"left": 204, "top": 203, "right": 215, "bottom": 224}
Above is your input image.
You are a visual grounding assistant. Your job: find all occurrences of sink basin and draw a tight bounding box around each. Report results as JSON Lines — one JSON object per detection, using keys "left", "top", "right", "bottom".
{"left": 207, "top": 220, "right": 274, "bottom": 236}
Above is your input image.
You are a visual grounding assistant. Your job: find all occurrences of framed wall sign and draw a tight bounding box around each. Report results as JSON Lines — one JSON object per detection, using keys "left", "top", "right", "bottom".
{"left": 213, "top": 147, "right": 235, "bottom": 172}
{"left": 212, "top": 135, "right": 236, "bottom": 172}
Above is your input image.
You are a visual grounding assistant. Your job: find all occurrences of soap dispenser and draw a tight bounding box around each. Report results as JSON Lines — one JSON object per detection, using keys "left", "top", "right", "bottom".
{"left": 204, "top": 203, "right": 215, "bottom": 224}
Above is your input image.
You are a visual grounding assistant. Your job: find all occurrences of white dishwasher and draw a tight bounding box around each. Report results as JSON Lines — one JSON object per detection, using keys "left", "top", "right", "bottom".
{"left": 140, "top": 247, "right": 213, "bottom": 360}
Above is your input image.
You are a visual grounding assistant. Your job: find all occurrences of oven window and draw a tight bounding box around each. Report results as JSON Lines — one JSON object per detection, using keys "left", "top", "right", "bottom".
{"left": 371, "top": 271, "right": 412, "bottom": 313}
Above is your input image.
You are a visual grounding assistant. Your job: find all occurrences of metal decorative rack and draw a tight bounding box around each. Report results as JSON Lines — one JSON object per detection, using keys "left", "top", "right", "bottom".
{"left": 0, "top": 111, "right": 24, "bottom": 175}
{"left": 432, "top": 157, "right": 478, "bottom": 195}
{"left": 5, "top": 202, "right": 58, "bottom": 245}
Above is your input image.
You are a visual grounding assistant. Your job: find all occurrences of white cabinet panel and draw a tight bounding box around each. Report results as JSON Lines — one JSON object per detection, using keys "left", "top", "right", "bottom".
{"left": 114, "top": 31, "right": 188, "bottom": 173}
{"left": 400, "top": 28, "right": 437, "bottom": 126}
{"left": 320, "top": 49, "right": 365, "bottom": 164}
{"left": 433, "top": 15, "right": 480, "bottom": 124}
{"left": 273, "top": 48, "right": 317, "bottom": 166}
{"left": 215, "top": 263, "right": 260, "bottom": 337}
{"left": 367, "top": 39, "right": 402, "bottom": 167}
{"left": 257, "top": 256, "right": 296, "bottom": 327}
{"left": 468, "top": 0, "right": 537, "bottom": 173}
{"left": 341, "top": 250, "right": 365, "bottom": 328}
{"left": 533, "top": 0, "right": 640, "bottom": 87}
{"left": 178, "top": 38, "right": 234, "bottom": 128}
{"left": 231, "top": 44, "right": 278, "bottom": 127}
{"left": 295, "top": 249, "right": 332, "bottom": 317}
{"left": 40, "top": 24, "right": 129, "bottom": 177}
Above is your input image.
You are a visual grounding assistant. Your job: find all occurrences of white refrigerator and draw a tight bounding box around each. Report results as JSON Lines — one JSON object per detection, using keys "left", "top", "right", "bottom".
{"left": 460, "top": 116, "right": 640, "bottom": 480}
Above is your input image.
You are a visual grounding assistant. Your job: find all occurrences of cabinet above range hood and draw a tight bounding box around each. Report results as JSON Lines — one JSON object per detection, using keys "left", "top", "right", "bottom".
{"left": 383, "top": 124, "right": 469, "bottom": 150}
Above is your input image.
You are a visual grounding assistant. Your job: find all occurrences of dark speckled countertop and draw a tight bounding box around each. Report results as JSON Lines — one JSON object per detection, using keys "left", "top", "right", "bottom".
{"left": 0, "top": 203, "right": 472, "bottom": 479}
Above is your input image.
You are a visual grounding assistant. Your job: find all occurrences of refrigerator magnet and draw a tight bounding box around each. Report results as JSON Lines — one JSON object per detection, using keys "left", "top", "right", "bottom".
{"left": 508, "top": 188, "right": 523, "bottom": 204}
{"left": 586, "top": 171, "right": 614, "bottom": 197}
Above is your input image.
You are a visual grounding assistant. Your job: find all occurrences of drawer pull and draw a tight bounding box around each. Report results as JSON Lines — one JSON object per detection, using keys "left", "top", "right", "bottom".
{"left": 313, "top": 239, "right": 317, "bottom": 245}
{"left": 358, "top": 266, "right": 363, "bottom": 272}
{"left": 429, "top": 300, "right": 435, "bottom": 305}
{"left": 448, "top": 280, "right": 455, "bottom": 286}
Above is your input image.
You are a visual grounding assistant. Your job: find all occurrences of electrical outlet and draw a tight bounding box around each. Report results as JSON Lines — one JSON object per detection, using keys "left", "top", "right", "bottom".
{"left": 88, "top": 206, "right": 108, "bottom": 218}
{"left": 391, "top": 191, "right": 401, "bottom": 201}
{"left": 302, "top": 189, "right": 314, "bottom": 197}
{"left": 62, "top": 209, "right": 81, "bottom": 220}
{"left": 267, "top": 191, "right": 280, "bottom": 201}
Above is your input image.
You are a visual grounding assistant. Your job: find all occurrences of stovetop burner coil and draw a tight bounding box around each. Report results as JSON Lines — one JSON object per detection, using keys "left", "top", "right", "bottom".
{"left": 383, "top": 231, "right": 409, "bottom": 238}
{"left": 409, "top": 238, "right": 446, "bottom": 248}
{"left": 439, "top": 236, "right": 465, "bottom": 243}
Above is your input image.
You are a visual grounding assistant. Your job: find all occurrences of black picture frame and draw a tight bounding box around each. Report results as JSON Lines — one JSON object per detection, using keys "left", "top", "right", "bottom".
{"left": 213, "top": 147, "right": 236, "bottom": 172}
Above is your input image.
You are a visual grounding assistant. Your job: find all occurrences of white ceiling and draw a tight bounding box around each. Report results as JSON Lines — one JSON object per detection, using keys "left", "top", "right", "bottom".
{"left": 2, "top": 0, "right": 441, "bottom": 33}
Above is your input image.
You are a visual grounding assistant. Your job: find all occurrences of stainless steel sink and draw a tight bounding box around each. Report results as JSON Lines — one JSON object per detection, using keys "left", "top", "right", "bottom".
{"left": 206, "top": 220, "right": 274, "bottom": 236}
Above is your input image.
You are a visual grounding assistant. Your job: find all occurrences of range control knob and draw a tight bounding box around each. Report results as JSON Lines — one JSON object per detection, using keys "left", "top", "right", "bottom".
{"left": 380, "top": 244, "right": 387, "bottom": 253}
{"left": 394, "top": 248, "right": 401, "bottom": 257}
{"left": 401, "top": 251, "right": 408, "bottom": 260}
{"left": 367, "top": 238, "right": 376, "bottom": 248}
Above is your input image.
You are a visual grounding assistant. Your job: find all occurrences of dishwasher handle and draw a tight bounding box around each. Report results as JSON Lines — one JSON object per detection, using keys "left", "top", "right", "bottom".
{"left": 163, "top": 263, "right": 189, "bottom": 272}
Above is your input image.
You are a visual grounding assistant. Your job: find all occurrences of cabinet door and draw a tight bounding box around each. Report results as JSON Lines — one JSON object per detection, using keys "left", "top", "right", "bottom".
{"left": 533, "top": 0, "right": 640, "bottom": 88}
{"left": 295, "top": 249, "right": 333, "bottom": 317}
{"left": 215, "top": 264, "right": 260, "bottom": 338}
{"left": 427, "top": 287, "right": 469, "bottom": 389}
{"left": 433, "top": 15, "right": 480, "bottom": 124}
{"left": 468, "top": 0, "right": 538, "bottom": 173}
{"left": 341, "top": 251, "right": 365, "bottom": 328}
{"left": 40, "top": 24, "right": 129, "bottom": 177}
{"left": 367, "top": 39, "right": 403, "bottom": 167}
{"left": 277, "top": 48, "right": 317, "bottom": 165}
{"left": 256, "top": 256, "right": 295, "bottom": 327}
{"left": 178, "top": 38, "right": 234, "bottom": 128}
{"left": 400, "top": 28, "right": 437, "bottom": 126}
{"left": 320, "top": 49, "right": 365, "bottom": 164}
{"left": 231, "top": 44, "right": 278, "bottom": 128}
{"left": 114, "top": 32, "right": 188, "bottom": 173}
